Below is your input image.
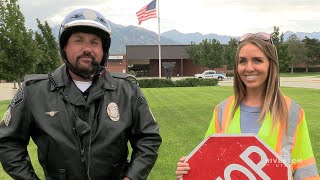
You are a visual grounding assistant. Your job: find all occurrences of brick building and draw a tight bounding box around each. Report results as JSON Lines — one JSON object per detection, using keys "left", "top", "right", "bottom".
{"left": 106, "top": 55, "right": 127, "bottom": 73}
{"left": 124, "top": 45, "right": 211, "bottom": 77}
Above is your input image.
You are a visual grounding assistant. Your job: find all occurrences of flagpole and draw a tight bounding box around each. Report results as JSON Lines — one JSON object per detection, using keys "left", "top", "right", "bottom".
{"left": 157, "top": 0, "right": 161, "bottom": 78}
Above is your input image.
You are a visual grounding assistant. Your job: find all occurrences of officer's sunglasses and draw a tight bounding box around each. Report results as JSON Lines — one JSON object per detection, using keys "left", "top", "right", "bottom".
{"left": 239, "top": 32, "right": 273, "bottom": 44}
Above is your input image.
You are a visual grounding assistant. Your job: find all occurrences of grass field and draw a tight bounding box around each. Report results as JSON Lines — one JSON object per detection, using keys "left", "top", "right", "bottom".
{"left": 280, "top": 72, "right": 320, "bottom": 77}
{"left": 0, "top": 86, "right": 319, "bottom": 179}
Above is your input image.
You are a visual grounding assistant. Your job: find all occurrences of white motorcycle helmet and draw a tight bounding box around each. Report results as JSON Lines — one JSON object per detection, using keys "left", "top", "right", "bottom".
{"left": 59, "top": 8, "right": 111, "bottom": 79}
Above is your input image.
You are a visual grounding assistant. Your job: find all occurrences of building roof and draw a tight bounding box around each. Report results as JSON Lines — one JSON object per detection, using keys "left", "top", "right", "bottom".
{"left": 126, "top": 45, "right": 190, "bottom": 60}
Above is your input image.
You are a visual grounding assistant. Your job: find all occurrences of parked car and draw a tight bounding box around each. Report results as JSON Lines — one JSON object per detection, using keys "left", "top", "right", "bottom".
{"left": 194, "top": 70, "right": 226, "bottom": 81}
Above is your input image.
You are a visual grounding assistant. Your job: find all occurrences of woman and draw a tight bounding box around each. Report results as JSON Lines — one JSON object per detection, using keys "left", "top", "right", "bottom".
{"left": 176, "top": 32, "right": 319, "bottom": 180}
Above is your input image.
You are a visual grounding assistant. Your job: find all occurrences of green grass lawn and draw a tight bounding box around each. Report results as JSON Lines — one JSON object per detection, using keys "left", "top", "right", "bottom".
{"left": 0, "top": 86, "right": 319, "bottom": 179}
{"left": 280, "top": 72, "right": 320, "bottom": 77}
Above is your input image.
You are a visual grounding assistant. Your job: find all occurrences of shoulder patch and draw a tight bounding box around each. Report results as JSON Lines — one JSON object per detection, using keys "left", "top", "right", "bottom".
{"left": 1, "top": 107, "right": 11, "bottom": 126}
{"left": 23, "top": 74, "right": 48, "bottom": 86}
{"left": 11, "top": 87, "right": 24, "bottom": 107}
{"left": 111, "top": 72, "right": 138, "bottom": 85}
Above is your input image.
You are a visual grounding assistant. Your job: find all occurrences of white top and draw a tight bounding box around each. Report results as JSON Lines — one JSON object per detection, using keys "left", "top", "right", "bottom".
{"left": 73, "top": 80, "right": 92, "bottom": 92}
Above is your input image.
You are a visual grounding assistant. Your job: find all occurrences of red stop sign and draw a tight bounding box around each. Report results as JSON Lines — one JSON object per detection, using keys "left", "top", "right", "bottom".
{"left": 182, "top": 134, "right": 290, "bottom": 180}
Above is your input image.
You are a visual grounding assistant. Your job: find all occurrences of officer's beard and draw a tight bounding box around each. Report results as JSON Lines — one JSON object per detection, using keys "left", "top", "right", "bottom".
{"left": 72, "top": 54, "right": 100, "bottom": 78}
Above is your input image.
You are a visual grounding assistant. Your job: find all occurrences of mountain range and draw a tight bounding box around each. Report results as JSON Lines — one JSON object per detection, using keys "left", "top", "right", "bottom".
{"left": 51, "top": 21, "right": 320, "bottom": 54}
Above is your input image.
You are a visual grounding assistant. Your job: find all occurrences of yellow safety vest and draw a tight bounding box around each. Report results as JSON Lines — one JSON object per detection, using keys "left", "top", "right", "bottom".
{"left": 205, "top": 96, "right": 319, "bottom": 180}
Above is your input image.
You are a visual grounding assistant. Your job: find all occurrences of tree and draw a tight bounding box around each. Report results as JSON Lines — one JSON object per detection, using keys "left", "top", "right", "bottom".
{"left": 287, "top": 34, "right": 307, "bottom": 73}
{"left": 223, "top": 38, "right": 237, "bottom": 70}
{"left": 187, "top": 39, "right": 224, "bottom": 69}
{"left": 0, "top": 50, "right": 9, "bottom": 80}
{"left": 0, "top": 0, "right": 38, "bottom": 87}
{"left": 34, "top": 19, "right": 61, "bottom": 73}
{"left": 186, "top": 41, "right": 201, "bottom": 65}
{"left": 271, "top": 26, "right": 292, "bottom": 72}
{"left": 302, "top": 37, "right": 320, "bottom": 72}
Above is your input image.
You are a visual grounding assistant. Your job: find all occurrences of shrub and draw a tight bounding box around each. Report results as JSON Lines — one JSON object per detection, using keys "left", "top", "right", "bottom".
{"left": 174, "top": 78, "right": 198, "bottom": 87}
{"left": 175, "top": 78, "right": 218, "bottom": 87}
{"left": 137, "top": 79, "right": 175, "bottom": 88}
{"left": 137, "top": 78, "right": 218, "bottom": 88}
{"left": 197, "top": 78, "right": 219, "bottom": 86}
{"left": 226, "top": 70, "right": 234, "bottom": 77}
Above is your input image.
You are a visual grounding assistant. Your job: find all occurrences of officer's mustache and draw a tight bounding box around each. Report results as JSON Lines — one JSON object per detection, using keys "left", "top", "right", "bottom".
{"left": 76, "top": 54, "right": 99, "bottom": 67}
{"left": 76, "top": 53, "right": 106, "bottom": 78}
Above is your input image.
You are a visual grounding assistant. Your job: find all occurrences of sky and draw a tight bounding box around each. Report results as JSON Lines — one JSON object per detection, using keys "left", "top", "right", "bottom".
{"left": 18, "top": 0, "right": 320, "bottom": 37}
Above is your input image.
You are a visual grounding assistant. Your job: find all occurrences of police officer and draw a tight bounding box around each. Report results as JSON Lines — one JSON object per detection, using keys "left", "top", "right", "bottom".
{"left": 0, "top": 8, "right": 162, "bottom": 180}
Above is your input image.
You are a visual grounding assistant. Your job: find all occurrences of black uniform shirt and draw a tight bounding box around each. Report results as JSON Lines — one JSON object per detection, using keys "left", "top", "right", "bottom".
{"left": 0, "top": 64, "right": 162, "bottom": 180}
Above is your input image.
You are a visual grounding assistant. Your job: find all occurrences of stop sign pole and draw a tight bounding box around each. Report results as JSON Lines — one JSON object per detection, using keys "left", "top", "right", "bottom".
{"left": 182, "top": 134, "right": 290, "bottom": 180}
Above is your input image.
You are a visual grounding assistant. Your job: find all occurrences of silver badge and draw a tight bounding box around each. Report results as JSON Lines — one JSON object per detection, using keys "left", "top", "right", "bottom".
{"left": 45, "top": 111, "right": 59, "bottom": 117}
{"left": 84, "top": 9, "right": 97, "bottom": 20}
{"left": 1, "top": 107, "right": 12, "bottom": 126}
{"left": 107, "top": 102, "right": 120, "bottom": 121}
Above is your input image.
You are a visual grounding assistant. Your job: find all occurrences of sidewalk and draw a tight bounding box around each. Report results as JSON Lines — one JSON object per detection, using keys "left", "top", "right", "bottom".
{"left": 0, "top": 83, "right": 17, "bottom": 101}
{"left": 218, "top": 77, "right": 320, "bottom": 89}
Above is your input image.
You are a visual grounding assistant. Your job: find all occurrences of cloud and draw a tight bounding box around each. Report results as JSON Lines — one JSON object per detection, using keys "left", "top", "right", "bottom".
{"left": 18, "top": 0, "right": 320, "bottom": 36}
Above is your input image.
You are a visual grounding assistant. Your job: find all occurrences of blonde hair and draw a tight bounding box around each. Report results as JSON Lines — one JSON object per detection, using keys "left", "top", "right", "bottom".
{"left": 231, "top": 37, "right": 288, "bottom": 130}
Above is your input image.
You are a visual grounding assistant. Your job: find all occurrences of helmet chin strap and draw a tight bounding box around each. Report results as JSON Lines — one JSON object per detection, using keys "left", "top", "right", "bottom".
{"left": 62, "top": 50, "right": 106, "bottom": 80}
{"left": 88, "top": 62, "right": 107, "bottom": 78}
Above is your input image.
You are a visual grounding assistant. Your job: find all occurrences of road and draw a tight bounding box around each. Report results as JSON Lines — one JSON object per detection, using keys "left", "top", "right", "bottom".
{"left": 218, "top": 76, "right": 320, "bottom": 89}
{"left": 0, "top": 76, "right": 319, "bottom": 101}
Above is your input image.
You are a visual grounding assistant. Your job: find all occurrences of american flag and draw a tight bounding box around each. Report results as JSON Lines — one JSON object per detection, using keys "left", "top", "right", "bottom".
{"left": 136, "top": 0, "right": 157, "bottom": 25}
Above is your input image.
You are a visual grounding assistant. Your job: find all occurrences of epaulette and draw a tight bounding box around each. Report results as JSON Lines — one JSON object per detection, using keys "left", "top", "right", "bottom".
{"left": 23, "top": 74, "right": 49, "bottom": 86}
{"left": 110, "top": 72, "right": 138, "bottom": 85}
